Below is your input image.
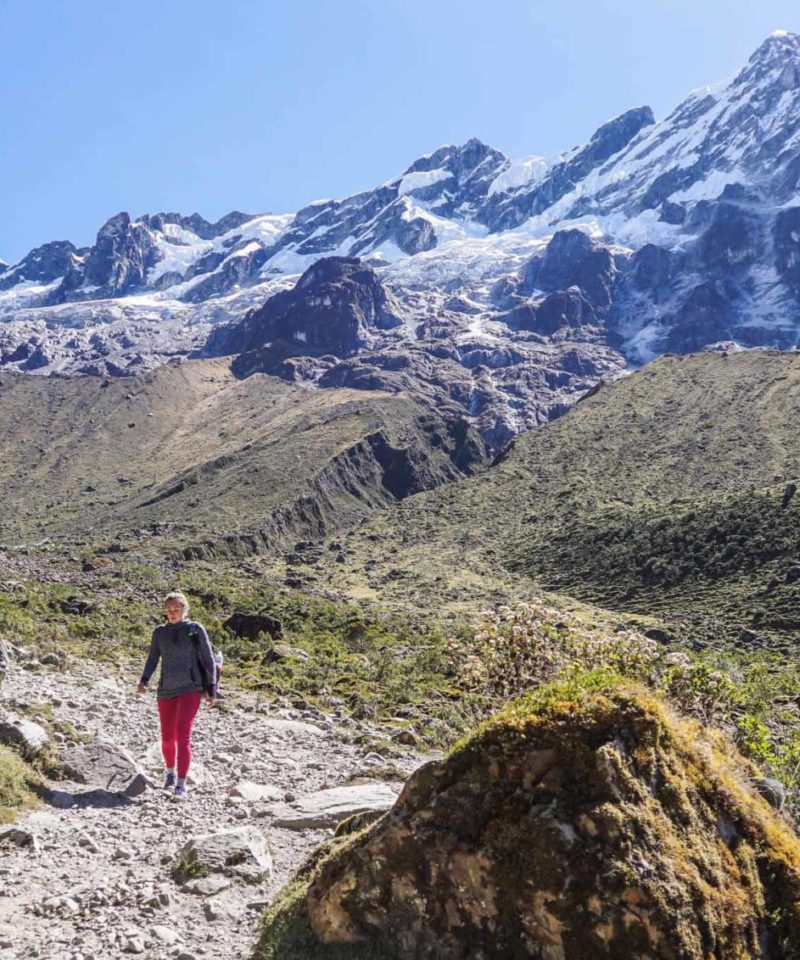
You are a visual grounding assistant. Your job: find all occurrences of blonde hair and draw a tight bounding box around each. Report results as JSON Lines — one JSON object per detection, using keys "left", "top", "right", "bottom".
{"left": 164, "top": 591, "right": 190, "bottom": 613}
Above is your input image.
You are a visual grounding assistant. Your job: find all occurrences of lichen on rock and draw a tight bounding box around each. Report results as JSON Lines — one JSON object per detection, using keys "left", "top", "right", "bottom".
{"left": 259, "top": 677, "right": 800, "bottom": 960}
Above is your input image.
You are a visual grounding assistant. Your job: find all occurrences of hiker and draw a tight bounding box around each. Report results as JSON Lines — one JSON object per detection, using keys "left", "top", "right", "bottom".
{"left": 137, "top": 591, "right": 216, "bottom": 799}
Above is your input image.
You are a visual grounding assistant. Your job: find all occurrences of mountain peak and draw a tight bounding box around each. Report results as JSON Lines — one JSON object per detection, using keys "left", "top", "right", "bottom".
{"left": 735, "top": 30, "right": 800, "bottom": 87}
{"left": 403, "top": 138, "right": 506, "bottom": 177}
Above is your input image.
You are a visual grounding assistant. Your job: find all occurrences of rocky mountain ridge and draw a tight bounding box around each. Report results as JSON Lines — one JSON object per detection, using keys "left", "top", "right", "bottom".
{"left": 1, "top": 32, "right": 799, "bottom": 448}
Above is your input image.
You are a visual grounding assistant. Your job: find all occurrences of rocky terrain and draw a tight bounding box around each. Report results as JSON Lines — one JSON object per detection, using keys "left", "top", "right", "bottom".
{"left": 1, "top": 33, "right": 799, "bottom": 448}
{"left": 0, "top": 643, "right": 427, "bottom": 960}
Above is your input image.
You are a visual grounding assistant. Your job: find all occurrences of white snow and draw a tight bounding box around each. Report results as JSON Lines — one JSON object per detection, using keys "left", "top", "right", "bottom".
{"left": 227, "top": 240, "right": 263, "bottom": 259}
{"left": 397, "top": 168, "right": 453, "bottom": 196}
{"left": 669, "top": 168, "right": 744, "bottom": 203}
{"left": 0, "top": 279, "right": 63, "bottom": 314}
{"left": 488, "top": 156, "right": 549, "bottom": 196}
{"left": 149, "top": 232, "right": 213, "bottom": 286}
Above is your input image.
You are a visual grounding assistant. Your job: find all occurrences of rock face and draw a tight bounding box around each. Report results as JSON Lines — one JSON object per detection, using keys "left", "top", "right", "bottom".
{"left": 206, "top": 257, "right": 403, "bottom": 366}
{"left": 292, "top": 686, "right": 800, "bottom": 960}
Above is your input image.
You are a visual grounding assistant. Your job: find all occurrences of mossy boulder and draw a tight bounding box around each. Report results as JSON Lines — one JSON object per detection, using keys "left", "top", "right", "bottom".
{"left": 260, "top": 680, "right": 800, "bottom": 959}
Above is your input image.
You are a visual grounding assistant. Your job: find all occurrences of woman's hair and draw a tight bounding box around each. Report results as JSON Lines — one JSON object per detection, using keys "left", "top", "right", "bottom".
{"left": 164, "top": 590, "right": 190, "bottom": 613}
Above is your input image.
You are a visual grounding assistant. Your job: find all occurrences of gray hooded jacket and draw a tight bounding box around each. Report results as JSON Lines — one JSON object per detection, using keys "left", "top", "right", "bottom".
{"left": 140, "top": 619, "right": 216, "bottom": 700}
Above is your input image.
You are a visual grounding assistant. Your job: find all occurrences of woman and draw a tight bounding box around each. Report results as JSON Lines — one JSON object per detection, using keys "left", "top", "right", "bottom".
{"left": 137, "top": 591, "right": 216, "bottom": 800}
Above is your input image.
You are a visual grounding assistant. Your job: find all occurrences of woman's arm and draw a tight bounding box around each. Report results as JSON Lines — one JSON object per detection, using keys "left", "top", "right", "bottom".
{"left": 139, "top": 629, "right": 161, "bottom": 690}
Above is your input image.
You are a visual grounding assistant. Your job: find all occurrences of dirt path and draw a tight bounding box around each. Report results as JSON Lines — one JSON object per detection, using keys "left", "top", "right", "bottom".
{"left": 0, "top": 655, "right": 425, "bottom": 960}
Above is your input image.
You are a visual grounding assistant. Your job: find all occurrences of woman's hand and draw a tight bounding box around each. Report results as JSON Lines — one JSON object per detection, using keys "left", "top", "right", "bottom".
{"left": 203, "top": 692, "right": 216, "bottom": 706}
{"left": 137, "top": 682, "right": 147, "bottom": 694}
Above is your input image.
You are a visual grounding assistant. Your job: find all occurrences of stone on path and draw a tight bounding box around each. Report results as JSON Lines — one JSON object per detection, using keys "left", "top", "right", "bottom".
{"left": 0, "top": 710, "right": 49, "bottom": 756}
{"left": 176, "top": 827, "right": 272, "bottom": 883}
{"left": 182, "top": 875, "right": 232, "bottom": 896}
{"left": 260, "top": 716, "right": 326, "bottom": 737}
{"left": 59, "top": 738, "right": 144, "bottom": 793}
{"left": 265, "top": 782, "right": 401, "bottom": 830}
{"left": 0, "top": 826, "right": 40, "bottom": 851}
{"left": 229, "top": 781, "right": 283, "bottom": 803}
{"left": 150, "top": 924, "right": 181, "bottom": 944}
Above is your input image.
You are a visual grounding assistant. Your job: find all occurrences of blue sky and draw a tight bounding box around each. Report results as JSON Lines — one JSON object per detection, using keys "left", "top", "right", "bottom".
{"left": 1, "top": 0, "right": 798, "bottom": 263}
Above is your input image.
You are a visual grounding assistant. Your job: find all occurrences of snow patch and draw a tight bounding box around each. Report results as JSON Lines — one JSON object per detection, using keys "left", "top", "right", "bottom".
{"left": 397, "top": 168, "right": 453, "bottom": 197}
{"left": 488, "top": 156, "right": 549, "bottom": 196}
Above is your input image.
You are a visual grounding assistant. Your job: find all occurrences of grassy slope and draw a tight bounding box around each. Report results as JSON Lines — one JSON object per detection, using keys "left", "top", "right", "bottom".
{"left": 0, "top": 358, "right": 483, "bottom": 551}
{"left": 0, "top": 745, "right": 40, "bottom": 824}
{"left": 312, "top": 351, "right": 800, "bottom": 642}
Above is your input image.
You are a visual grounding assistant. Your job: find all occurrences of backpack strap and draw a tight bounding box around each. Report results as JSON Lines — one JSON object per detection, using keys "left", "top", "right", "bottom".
{"left": 186, "top": 621, "right": 215, "bottom": 693}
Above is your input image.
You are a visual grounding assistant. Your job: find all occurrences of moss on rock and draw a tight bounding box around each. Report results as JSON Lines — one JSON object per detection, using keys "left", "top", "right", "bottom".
{"left": 260, "top": 676, "right": 800, "bottom": 959}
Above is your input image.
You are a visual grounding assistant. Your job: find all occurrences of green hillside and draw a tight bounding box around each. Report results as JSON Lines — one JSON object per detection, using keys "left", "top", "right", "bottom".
{"left": 0, "top": 358, "right": 485, "bottom": 551}
{"left": 315, "top": 351, "right": 800, "bottom": 645}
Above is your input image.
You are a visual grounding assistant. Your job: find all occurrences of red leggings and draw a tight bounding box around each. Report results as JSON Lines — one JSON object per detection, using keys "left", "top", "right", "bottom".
{"left": 157, "top": 691, "right": 202, "bottom": 778}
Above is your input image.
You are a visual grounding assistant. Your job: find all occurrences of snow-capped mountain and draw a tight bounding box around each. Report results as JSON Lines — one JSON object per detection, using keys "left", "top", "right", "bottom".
{"left": 1, "top": 32, "right": 799, "bottom": 448}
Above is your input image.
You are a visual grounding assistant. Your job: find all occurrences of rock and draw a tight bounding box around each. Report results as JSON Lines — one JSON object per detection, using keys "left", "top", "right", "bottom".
{"left": 210, "top": 257, "right": 404, "bottom": 367}
{"left": 123, "top": 936, "right": 146, "bottom": 954}
{"left": 0, "top": 710, "right": 49, "bottom": 756}
{"left": 39, "top": 652, "right": 61, "bottom": 667}
{"left": 182, "top": 875, "right": 232, "bottom": 897}
{"left": 260, "top": 716, "right": 326, "bottom": 737}
{"left": 0, "top": 827, "right": 40, "bottom": 851}
{"left": 754, "top": 777, "right": 786, "bottom": 810}
{"left": 122, "top": 772, "right": 150, "bottom": 798}
{"left": 266, "top": 644, "right": 310, "bottom": 664}
{"left": 150, "top": 925, "right": 180, "bottom": 945}
{"left": 221, "top": 612, "right": 283, "bottom": 642}
{"left": 60, "top": 739, "right": 144, "bottom": 793}
{"left": 229, "top": 781, "right": 283, "bottom": 803}
{"left": 176, "top": 828, "right": 272, "bottom": 883}
{"left": 265, "top": 782, "right": 400, "bottom": 830}
{"left": 392, "top": 729, "right": 420, "bottom": 747}
{"left": 290, "top": 686, "right": 800, "bottom": 959}
{"left": 77, "top": 834, "right": 101, "bottom": 853}
{"left": 203, "top": 900, "right": 235, "bottom": 921}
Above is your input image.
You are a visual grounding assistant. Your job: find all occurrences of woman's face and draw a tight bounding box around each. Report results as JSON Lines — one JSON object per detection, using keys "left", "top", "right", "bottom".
{"left": 165, "top": 601, "right": 186, "bottom": 623}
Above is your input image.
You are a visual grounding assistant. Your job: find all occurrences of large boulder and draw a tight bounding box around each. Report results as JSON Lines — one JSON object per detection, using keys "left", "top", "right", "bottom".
{"left": 265, "top": 683, "right": 800, "bottom": 960}
{"left": 175, "top": 827, "right": 272, "bottom": 884}
{"left": 0, "top": 710, "right": 49, "bottom": 757}
{"left": 222, "top": 611, "right": 283, "bottom": 642}
{"left": 59, "top": 739, "right": 143, "bottom": 793}
{"left": 265, "top": 782, "right": 401, "bottom": 830}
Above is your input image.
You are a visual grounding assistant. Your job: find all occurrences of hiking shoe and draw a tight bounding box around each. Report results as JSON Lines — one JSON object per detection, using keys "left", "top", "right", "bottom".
{"left": 173, "top": 782, "right": 187, "bottom": 801}
{"left": 163, "top": 771, "right": 176, "bottom": 790}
